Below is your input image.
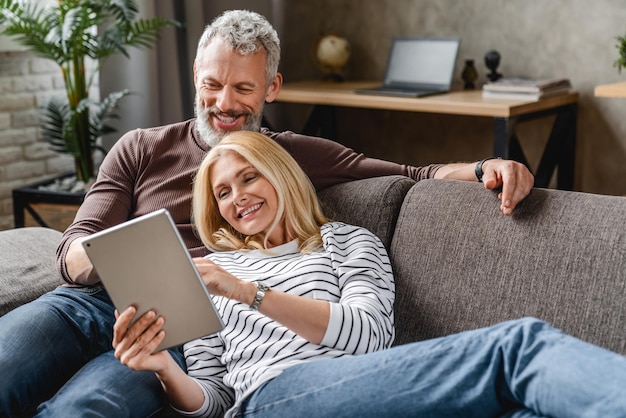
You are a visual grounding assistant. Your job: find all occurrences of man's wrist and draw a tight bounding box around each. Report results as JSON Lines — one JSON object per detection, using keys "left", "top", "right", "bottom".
{"left": 474, "top": 157, "right": 499, "bottom": 182}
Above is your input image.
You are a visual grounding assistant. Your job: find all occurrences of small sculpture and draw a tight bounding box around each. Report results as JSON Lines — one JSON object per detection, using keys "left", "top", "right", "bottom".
{"left": 484, "top": 50, "right": 503, "bottom": 82}
{"left": 461, "top": 59, "right": 478, "bottom": 89}
{"left": 314, "top": 34, "right": 351, "bottom": 82}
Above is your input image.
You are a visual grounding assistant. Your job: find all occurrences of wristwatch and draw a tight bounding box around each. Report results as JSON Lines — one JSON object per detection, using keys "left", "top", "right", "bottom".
{"left": 474, "top": 157, "right": 499, "bottom": 182}
{"left": 250, "top": 281, "right": 270, "bottom": 311}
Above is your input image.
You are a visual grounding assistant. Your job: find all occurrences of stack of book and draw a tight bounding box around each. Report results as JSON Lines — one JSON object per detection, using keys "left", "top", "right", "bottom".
{"left": 482, "top": 77, "right": 572, "bottom": 100}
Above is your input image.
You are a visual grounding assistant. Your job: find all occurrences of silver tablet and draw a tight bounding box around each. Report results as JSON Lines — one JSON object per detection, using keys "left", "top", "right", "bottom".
{"left": 82, "top": 209, "right": 223, "bottom": 351}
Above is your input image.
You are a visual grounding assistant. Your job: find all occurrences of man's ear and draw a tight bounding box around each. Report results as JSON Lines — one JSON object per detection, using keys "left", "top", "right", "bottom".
{"left": 265, "top": 72, "right": 283, "bottom": 103}
{"left": 193, "top": 61, "right": 198, "bottom": 86}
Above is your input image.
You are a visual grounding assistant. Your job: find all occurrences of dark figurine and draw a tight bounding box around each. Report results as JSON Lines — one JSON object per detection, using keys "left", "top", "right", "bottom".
{"left": 485, "top": 50, "right": 502, "bottom": 82}
{"left": 461, "top": 59, "right": 478, "bottom": 89}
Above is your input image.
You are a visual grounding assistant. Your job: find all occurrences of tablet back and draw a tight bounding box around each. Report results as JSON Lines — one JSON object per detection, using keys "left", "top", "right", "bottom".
{"left": 82, "top": 209, "right": 223, "bottom": 351}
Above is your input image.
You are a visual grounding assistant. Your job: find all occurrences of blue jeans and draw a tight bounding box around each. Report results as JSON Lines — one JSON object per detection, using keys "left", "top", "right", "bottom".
{"left": 239, "top": 318, "right": 626, "bottom": 418}
{"left": 0, "top": 286, "right": 186, "bottom": 418}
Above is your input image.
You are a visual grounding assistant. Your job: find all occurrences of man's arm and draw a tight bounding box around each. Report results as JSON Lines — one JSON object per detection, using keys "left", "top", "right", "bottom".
{"left": 64, "top": 237, "right": 99, "bottom": 285}
{"left": 266, "top": 129, "right": 442, "bottom": 189}
{"left": 434, "top": 159, "right": 534, "bottom": 216}
{"left": 56, "top": 132, "right": 138, "bottom": 285}
{"left": 266, "top": 130, "right": 534, "bottom": 216}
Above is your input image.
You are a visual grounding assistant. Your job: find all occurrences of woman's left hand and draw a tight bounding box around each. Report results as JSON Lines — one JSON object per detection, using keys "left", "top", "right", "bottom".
{"left": 193, "top": 257, "right": 252, "bottom": 304}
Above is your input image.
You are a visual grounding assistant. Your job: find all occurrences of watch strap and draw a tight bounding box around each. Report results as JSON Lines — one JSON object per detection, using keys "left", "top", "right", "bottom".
{"left": 250, "top": 281, "right": 269, "bottom": 311}
{"left": 475, "top": 157, "right": 498, "bottom": 182}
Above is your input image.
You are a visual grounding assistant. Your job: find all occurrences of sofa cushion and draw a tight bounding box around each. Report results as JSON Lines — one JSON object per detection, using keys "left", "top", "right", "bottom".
{"left": 391, "top": 179, "right": 626, "bottom": 354}
{"left": 0, "top": 227, "right": 62, "bottom": 316}
{"left": 317, "top": 175, "right": 415, "bottom": 250}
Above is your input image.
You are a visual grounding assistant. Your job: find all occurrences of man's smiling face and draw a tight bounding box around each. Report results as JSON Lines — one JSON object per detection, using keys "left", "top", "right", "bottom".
{"left": 193, "top": 37, "right": 280, "bottom": 147}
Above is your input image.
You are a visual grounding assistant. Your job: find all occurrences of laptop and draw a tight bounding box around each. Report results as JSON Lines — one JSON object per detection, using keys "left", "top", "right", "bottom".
{"left": 356, "top": 37, "right": 461, "bottom": 98}
{"left": 82, "top": 209, "right": 224, "bottom": 351}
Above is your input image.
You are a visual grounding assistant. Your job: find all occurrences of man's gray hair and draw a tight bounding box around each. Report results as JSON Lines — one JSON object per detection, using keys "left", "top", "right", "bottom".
{"left": 197, "top": 10, "right": 281, "bottom": 86}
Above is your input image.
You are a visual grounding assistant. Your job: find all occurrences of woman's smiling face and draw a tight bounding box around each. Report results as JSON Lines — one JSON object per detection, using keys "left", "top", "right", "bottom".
{"left": 210, "top": 151, "right": 285, "bottom": 247}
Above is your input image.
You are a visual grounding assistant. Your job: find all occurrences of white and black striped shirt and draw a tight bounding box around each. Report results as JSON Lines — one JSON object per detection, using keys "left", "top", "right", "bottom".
{"left": 179, "top": 222, "right": 395, "bottom": 417}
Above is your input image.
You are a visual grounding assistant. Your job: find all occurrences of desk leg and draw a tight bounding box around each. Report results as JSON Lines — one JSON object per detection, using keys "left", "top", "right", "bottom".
{"left": 533, "top": 104, "right": 577, "bottom": 190}
{"left": 493, "top": 117, "right": 530, "bottom": 169}
{"left": 493, "top": 117, "right": 515, "bottom": 159}
{"left": 303, "top": 105, "right": 336, "bottom": 140}
{"left": 12, "top": 190, "right": 25, "bottom": 228}
{"left": 557, "top": 104, "right": 577, "bottom": 190}
{"left": 494, "top": 104, "right": 576, "bottom": 190}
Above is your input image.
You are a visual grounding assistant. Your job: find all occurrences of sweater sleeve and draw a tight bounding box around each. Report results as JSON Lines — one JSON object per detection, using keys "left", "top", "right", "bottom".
{"left": 319, "top": 223, "right": 396, "bottom": 354}
{"left": 55, "top": 130, "right": 140, "bottom": 284}
{"left": 179, "top": 335, "right": 235, "bottom": 417}
{"left": 263, "top": 129, "right": 443, "bottom": 190}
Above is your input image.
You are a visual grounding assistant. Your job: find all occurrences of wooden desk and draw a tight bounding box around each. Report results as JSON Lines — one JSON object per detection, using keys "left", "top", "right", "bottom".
{"left": 273, "top": 81, "right": 579, "bottom": 189}
{"left": 594, "top": 81, "right": 626, "bottom": 98}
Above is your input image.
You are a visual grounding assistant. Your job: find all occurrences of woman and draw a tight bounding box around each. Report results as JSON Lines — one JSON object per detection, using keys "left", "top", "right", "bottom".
{"left": 113, "top": 131, "right": 626, "bottom": 418}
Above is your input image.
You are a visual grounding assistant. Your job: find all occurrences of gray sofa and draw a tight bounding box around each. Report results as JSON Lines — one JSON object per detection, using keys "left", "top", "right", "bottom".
{"left": 319, "top": 177, "right": 625, "bottom": 353}
{"left": 1, "top": 177, "right": 625, "bottom": 412}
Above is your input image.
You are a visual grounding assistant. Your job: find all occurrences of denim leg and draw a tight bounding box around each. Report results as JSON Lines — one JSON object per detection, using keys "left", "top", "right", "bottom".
{"left": 501, "top": 410, "right": 546, "bottom": 418}
{"left": 35, "top": 346, "right": 186, "bottom": 418}
{"left": 0, "top": 286, "right": 187, "bottom": 418}
{"left": 0, "top": 286, "right": 115, "bottom": 417}
{"left": 239, "top": 318, "right": 626, "bottom": 418}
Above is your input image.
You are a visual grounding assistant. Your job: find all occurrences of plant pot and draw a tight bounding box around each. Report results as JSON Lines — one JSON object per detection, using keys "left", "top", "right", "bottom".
{"left": 12, "top": 172, "right": 86, "bottom": 231}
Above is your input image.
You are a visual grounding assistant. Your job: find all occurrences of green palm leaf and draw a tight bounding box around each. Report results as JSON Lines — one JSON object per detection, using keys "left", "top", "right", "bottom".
{"left": 0, "top": 0, "right": 179, "bottom": 182}
{"left": 616, "top": 35, "right": 626, "bottom": 74}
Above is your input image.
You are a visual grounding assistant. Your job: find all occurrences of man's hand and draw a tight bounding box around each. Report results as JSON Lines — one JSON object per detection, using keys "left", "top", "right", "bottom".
{"left": 480, "top": 159, "right": 534, "bottom": 216}
{"left": 434, "top": 159, "right": 534, "bottom": 216}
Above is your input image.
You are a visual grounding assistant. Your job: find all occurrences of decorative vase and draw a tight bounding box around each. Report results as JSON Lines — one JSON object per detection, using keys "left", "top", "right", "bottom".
{"left": 461, "top": 59, "right": 478, "bottom": 89}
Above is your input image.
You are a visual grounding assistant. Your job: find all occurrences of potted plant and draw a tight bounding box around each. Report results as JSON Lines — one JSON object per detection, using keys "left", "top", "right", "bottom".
{"left": 0, "top": 0, "right": 178, "bottom": 229}
{"left": 615, "top": 33, "right": 626, "bottom": 73}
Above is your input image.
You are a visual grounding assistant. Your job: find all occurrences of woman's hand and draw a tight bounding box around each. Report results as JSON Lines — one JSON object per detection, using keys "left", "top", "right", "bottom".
{"left": 112, "top": 306, "right": 172, "bottom": 372}
{"left": 194, "top": 257, "right": 330, "bottom": 344}
{"left": 193, "top": 258, "right": 255, "bottom": 304}
{"left": 113, "top": 306, "right": 209, "bottom": 412}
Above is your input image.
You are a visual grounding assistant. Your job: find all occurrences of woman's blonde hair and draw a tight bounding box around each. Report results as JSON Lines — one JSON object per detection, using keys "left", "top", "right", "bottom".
{"left": 193, "top": 131, "right": 329, "bottom": 252}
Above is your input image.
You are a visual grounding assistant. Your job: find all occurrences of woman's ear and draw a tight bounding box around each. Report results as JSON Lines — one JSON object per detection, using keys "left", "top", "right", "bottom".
{"left": 265, "top": 72, "right": 283, "bottom": 103}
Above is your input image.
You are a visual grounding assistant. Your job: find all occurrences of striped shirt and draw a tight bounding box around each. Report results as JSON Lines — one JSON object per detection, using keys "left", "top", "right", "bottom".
{"left": 178, "top": 222, "right": 395, "bottom": 417}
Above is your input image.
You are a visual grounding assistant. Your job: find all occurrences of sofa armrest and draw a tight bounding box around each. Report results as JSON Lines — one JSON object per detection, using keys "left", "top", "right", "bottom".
{"left": 0, "top": 227, "right": 62, "bottom": 316}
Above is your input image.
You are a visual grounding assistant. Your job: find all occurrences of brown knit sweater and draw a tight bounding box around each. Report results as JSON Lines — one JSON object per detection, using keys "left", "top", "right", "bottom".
{"left": 56, "top": 119, "right": 442, "bottom": 284}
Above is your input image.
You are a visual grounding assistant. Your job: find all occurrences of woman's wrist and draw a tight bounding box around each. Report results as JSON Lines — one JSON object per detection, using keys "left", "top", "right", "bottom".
{"left": 249, "top": 282, "right": 270, "bottom": 310}
{"left": 239, "top": 281, "right": 258, "bottom": 306}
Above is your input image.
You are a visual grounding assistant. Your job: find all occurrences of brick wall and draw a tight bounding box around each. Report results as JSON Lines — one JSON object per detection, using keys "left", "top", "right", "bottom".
{"left": 0, "top": 51, "right": 74, "bottom": 230}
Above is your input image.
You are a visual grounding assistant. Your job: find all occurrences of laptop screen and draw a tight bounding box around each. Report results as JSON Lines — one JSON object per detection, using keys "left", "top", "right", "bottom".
{"left": 384, "top": 37, "right": 460, "bottom": 88}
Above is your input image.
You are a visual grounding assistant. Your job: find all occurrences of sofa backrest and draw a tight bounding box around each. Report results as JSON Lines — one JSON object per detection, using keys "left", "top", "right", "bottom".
{"left": 390, "top": 179, "right": 626, "bottom": 354}
{"left": 317, "top": 175, "right": 415, "bottom": 249}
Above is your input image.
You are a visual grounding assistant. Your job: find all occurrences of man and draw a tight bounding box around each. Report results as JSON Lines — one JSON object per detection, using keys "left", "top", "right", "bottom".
{"left": 0, "top": 9, "right": 533, "bottom": 418}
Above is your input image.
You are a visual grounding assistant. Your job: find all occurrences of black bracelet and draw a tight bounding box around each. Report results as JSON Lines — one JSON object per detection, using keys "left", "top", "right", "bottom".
{"left": 475, "top": 157, "right": 498, "bottom": 182}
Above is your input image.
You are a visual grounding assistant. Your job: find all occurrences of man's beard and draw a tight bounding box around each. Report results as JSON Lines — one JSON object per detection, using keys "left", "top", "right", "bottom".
{"left": 195, "top": 97, "right": 264, "bottom": 147}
